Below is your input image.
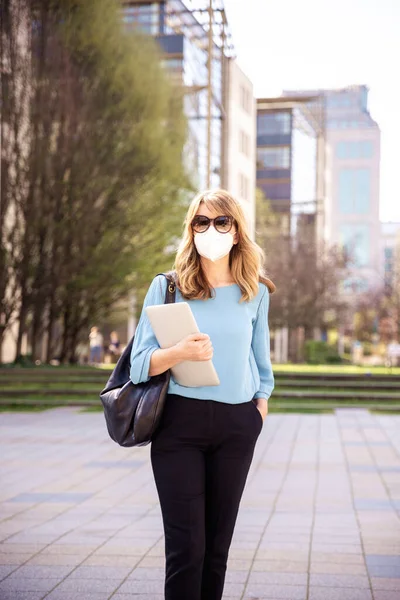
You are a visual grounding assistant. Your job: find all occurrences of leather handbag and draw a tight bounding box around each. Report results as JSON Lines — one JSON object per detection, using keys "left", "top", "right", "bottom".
{"left": 99, "top": 271, "right": 177, "bottom": 447}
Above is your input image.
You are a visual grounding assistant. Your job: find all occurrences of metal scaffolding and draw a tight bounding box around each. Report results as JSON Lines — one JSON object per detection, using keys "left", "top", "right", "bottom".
{"left": 122, "top": 0, "right": 235, "bottom": 188}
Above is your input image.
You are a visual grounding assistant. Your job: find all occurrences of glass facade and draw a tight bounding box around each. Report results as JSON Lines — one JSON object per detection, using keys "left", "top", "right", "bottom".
{"left": 122, "top": 0, "right": 224, "bottom": 190}
{"left": 256, "top": 147, "right": 290, "bottom": 169}
{"left": 336, "top": 140, "right": 373, "bottom": 159}
{"left": 338, "top": 168, "right": 371, "bottom": 214}
{"left": 291, "top": 117, "right": 317, "bottom": 234}
{"left": 256, "top": 110, "right": 292, "bottom": 209}
{"left": 122, "top": 3, "right": 160, "bottom": 34}
{"left": 339, "top": 223, "right": 370, "bottom": 267}
{"left": 257, "top": 112, "right": 291, "bottom": 135}
{"left": 256, "top": 100, "right": 322, "bottom": 228}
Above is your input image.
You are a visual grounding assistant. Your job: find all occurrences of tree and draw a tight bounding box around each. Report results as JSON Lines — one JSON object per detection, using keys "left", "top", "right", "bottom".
{"left": 255, "top": 188, "right": 349, "bottom": 361}
{"left": 1, "top": 0, "right": 191, "bottom": 363}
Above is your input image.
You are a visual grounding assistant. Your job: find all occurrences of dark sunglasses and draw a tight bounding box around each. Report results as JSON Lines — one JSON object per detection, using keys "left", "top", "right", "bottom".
{"left": 191, "top": 215, "right": 235, "bottom": 234}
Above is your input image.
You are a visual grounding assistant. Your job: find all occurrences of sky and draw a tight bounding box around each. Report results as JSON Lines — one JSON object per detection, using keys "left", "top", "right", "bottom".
{"left": 223, "top": 0, "right": 400, "bottom": 223}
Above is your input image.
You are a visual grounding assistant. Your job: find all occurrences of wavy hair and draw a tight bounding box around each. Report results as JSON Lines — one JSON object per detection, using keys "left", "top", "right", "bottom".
{"left": 173, "top": 189, "right": 276, "bottom": 303}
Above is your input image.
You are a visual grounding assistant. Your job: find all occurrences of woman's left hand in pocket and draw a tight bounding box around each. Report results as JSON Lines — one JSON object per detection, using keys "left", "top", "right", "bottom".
{"left": 254, "top": 397, "right": 268, "bottom": 421}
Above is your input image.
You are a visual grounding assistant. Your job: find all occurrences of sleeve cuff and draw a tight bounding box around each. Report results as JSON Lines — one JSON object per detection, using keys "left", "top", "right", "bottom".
{"left": 131, "top": 345, "right": 159, "bottom": 384}
{"left": 253, "top": 392, "right": 271, "bottom": 400}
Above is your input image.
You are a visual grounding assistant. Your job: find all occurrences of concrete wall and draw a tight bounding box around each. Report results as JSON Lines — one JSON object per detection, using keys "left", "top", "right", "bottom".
{"left": 223, "top": 59, "right": 256, "bottom": 240}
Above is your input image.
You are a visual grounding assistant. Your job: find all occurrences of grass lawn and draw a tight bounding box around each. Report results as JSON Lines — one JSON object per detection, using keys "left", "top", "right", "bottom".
{"left": 273, "top": 363, "right": 400, "bottom": 375}
{"left": 97, "top": 362, "right": 400, "bottom": 375}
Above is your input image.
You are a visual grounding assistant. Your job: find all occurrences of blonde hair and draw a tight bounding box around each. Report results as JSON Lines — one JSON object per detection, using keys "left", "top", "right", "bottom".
{"left": 173, "top": 189, "right": 276, "bottom": 303}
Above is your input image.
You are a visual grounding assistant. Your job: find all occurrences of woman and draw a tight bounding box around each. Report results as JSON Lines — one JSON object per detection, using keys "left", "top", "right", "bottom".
{"left": 130, "top": 189, "right": 275, "bottom": 600}
{"left": 89, "top": 326, "right": 103, "bottom": 365}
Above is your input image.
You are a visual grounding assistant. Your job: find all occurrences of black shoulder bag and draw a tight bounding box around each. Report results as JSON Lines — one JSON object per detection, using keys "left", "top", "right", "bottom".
{"left": 99, "top": 271, "right": 177, "bottom": 447}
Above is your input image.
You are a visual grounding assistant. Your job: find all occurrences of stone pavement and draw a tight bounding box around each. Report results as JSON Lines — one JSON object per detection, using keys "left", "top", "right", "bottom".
{"left": 0, "top": 406, "right": 399, "bottom": 600}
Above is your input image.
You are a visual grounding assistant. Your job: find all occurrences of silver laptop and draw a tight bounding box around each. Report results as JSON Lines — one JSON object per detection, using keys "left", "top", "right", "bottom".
{"left": 145, "top": 302, "right": 220, "bottom": 387}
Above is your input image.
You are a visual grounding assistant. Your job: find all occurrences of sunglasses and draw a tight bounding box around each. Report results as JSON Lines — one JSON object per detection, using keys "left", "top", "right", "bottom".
{"left": 191, "top": 215, "right": 235, "bottom": 234}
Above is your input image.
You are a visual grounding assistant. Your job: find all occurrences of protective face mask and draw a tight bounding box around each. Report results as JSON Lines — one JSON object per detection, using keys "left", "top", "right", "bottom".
{"left": 194, "top": 226, "right": 234, "bottom": 262}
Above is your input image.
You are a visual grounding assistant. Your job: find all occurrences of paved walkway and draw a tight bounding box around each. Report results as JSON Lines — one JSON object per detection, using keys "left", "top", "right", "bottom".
{"left": 0, "top": 407, "right": 399, "bottom": 600}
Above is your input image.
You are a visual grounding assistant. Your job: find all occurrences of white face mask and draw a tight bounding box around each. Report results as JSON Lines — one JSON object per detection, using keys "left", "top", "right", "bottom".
{"left": 194, "top": 226, "right": 234, "bottom": 262}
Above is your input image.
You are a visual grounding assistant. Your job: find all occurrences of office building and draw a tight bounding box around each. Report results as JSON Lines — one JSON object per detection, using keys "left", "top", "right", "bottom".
{"left": 121, "top": 1, "right": 257, "bottom": 236}
{"left": 223, "top": 60, "right": 256, "bottom": 237}
{"left": 284, "top": 85, "right": 381, "bottom": 293}
{"left": 256, "top": 95, "right": 326, "bottom": 240}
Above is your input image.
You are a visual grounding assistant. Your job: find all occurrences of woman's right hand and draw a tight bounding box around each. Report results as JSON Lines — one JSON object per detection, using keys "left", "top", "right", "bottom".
{"left": 175, "top": 333, "right": 213, "bottom": 362}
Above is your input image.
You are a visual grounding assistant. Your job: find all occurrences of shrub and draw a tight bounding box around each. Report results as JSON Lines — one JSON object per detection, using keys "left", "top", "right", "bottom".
{"left": 304, "top": 341, "right": 343, "bottom": 365}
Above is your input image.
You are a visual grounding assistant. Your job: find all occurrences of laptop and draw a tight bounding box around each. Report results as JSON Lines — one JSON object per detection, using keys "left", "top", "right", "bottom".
{"left": 145, "top": 302, "right": 220, "bottom": 387}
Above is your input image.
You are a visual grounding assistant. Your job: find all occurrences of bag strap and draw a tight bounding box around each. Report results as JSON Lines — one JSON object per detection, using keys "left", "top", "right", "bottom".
{"left": 155, "top": 270, "right": 177, "bottom": 304}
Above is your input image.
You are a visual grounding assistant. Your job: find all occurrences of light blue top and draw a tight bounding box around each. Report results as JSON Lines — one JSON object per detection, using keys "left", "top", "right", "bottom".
{"left": 129, "top": 275, "right": 274, "bottom": 405}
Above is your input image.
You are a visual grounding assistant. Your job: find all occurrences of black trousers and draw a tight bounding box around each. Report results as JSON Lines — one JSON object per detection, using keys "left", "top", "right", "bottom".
{"left": 150, "top": 392, "right": 263, "bottom": 600}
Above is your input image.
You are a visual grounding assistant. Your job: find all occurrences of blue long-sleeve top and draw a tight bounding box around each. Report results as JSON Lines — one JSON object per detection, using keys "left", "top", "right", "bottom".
{"left": 129, "top": 275, "right": 274, "bottom": 405}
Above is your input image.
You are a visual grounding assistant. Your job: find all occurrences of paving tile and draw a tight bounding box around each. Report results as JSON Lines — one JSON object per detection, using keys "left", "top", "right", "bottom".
{"left": 366, "top": 554, "right": 400, "bottom": 567}
{"left": 310, "top": 552, "right": 365, "bottom": 565}
{"left": 26, "top": 554, "right": 85, "bottom": 566}
{"left": 1, "top": 408, "right": 400, "bottom": 599}
{"left": 117, "top": 578, "right": 165, "bottom": 593}
{"left": 248, "top": 571, "right": 307, "bottom": 585}
{"left": 355, "top": 499, "right": 396, "bottom": 510}
{"left": 0, "top": 552, "right": 34, "bottom": 564}
{"left": 0, "top": 577, "right": 58, "bottom": 592}
{"left": 371, "top": 576, "right": 400, "bottom": 590}
{"left": 244, "top": 583, "right": 307, "bottom": 599}
{"left": 84, "top": 460, "right": 145, "bottom": 468}
{"left": 46, "top": 592, "right": 111, "bottom": 600}
{"left": 0, "top": 543, "right": 47, "bottom": 554}
{"left": 0, "top": 565, "right": 16, "bottom": 579}
{"left": 373, "top": 593, "right": 400, "bottom": 600}
{"left": 0, "top": 593, "right": 44, "bottom": 600}
{"left": 309, "top": 587, "right": 372, "bottom": 600}
{"left": 8, "top": 493, "right": 93, "bottom": 503}
{"left": 224, "top": 570, "right": 248, "bottom": 583}
{"left": 309, "top": 573, "right": 370, "bottom": 588}
{"left": 112, "top": 595, "right": 164, "bottom": 600}
{"left": 127, "top": 566, "right": 165, "bottom": 580}
{"left": 367, "top": 565, "right": 400, "bottom": 578}
{"left": 49, "top": 577, "right": 122, "bottom": 593}
{"left": 310, "top": 562, "right": 367, "bottom": 575}
{"left": 349, "top": 465, "right": 377, "bottom": 472}
{"left": 5, "top": 565, "right": 74, "bottom": 579}
{"left": 81, "top": 555, "right": 139, "bottom": 568}
{"left": 67, "top": 565, "right": 133, "bottom": 579}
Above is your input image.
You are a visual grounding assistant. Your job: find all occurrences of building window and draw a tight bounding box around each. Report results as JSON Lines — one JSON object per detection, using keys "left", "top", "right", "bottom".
{"left": 239, "top": 173, "right": 249, "bottom": 200}
{"left": 239, "top": 130, "right": 250, "bottom": 156}
{"left": 257, "top": 111, "right": 291, "bottom": 135}
{"left": 338, "top": 168, "right": 371, "bottom": 214}
{"left": 240, "top": 85, "right": 252, "bottom": 114}
{"left": 342, "top": 277, "right": 369, "bottom": 293}
{"left": 339, "top": 224, "right": 370, "bottom": 267}
{"left": 327, "top": 94, "right": 352, "bottom": 108}
{"left": 161, "top": 57, "right": 183, "bottom": 80}
{"left": 122, "top": 3, "right": 159, "bottom": 34}
{"left": 257, "top": 146, "right": 290, "bottom": 169}
{"left": 336, "top": 141, "right": 374, "bottom": 159}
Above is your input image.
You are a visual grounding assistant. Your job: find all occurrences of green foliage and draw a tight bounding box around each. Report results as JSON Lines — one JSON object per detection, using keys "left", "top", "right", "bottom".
{"left": 2, "top": 0, "right": 192, "bottom": 363}
{"left": 304, "top": 341, "right": 343, "bottom": 365}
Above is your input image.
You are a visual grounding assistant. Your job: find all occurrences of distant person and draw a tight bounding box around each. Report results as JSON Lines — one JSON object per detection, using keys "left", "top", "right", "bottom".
{"left": 108, "top": 331, "right": 121, "bottom": 362}
{"left": 89, "top": 326, "right": 103, "bottom": 365}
